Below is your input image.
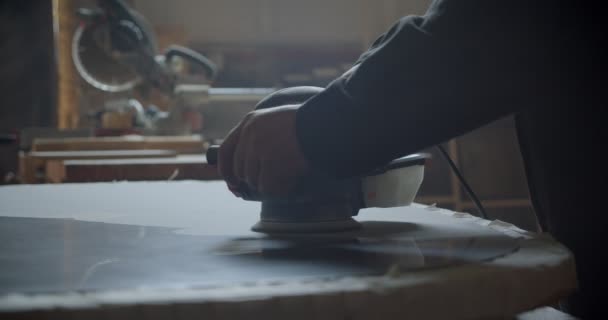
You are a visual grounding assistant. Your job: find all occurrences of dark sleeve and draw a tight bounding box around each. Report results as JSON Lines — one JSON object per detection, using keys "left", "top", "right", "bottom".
{"left": 295, "top": 0, "right": 559, "bottom": 178}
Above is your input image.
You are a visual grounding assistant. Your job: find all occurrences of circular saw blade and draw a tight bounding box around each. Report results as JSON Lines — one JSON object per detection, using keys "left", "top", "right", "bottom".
{"left": 72, "top": 10, "right": 158, "bottom": 93}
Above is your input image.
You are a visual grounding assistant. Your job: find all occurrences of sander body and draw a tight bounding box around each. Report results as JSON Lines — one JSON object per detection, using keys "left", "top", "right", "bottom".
{"left": 206, "top": 87, "right": 428, "bottom": 235}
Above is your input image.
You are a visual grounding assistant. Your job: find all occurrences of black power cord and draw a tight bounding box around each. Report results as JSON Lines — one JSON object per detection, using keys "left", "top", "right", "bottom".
{"left": 436, "top": 144, "right": 489, "bottom": 220}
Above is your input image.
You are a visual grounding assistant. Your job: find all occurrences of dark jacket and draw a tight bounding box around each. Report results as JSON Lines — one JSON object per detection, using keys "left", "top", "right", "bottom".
{"left": 295, "top": 0, "right": 605, "bottom": 316}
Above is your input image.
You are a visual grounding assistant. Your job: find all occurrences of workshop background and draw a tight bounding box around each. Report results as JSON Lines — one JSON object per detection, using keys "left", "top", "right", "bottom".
{"left": 0, "top": 0, "right": 536, "bottom": 230}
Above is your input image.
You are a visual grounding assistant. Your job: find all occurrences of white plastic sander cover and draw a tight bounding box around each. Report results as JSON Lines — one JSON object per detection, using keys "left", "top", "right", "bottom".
{"left": 362, "top": 164, "right": 425, "bottom": 208}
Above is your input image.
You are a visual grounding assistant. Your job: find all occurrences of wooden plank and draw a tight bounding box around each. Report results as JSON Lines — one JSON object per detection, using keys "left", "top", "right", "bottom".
{"left": 63, "top": 155, "right": 220, "bottom": 182}
{"left": 29, "top": 149, "right": 177, "bottom": 160}
{"left": 18, "top": 153, "right": 44, "bottom": 184}
{"left": 53, "top": 0, "right": 80, "bottom": 129}
{"left": 44, "top": 159, "right": 66, "bottom": 183}
{"left": 32, "top": 135, "right": 206, "bottom": 154}
{"left": 21, "top": 150, "right": 179, "bottom": 183}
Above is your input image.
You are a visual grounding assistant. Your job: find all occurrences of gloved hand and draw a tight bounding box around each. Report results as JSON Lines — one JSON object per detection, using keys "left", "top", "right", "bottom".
{"left": 217, "top": 86, "right": 323, "bottom": 196}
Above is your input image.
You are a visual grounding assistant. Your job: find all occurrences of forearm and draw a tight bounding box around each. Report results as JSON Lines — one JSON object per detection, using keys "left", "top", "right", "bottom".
{"left": 296, "top": 0, "right": 554, "bottom": 178}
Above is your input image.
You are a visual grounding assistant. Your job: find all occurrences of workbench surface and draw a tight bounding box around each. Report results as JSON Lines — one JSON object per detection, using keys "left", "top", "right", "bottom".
{"left": 0, "top": 181, "right": 576, "bottom": 319}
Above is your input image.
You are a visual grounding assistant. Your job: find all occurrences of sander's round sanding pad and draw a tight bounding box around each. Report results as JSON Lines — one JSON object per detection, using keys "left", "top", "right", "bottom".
{"left": 251, "top": 217, "right": 361, "bottom": 235}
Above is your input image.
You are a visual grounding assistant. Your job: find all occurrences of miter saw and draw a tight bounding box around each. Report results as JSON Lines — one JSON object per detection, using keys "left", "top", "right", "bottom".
{"left": 206, "top": 87, "right": 430, "bottom": 236}
{"left": 72, "top": 0, "right": 274, "bottom": 134}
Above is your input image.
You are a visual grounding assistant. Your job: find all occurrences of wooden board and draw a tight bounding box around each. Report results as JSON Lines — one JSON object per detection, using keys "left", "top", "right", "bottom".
{"left": 0, "top": 181, "right": 576, "bottom": 319}
{"left": 63, "top": 155, "right": 220, "bottom": 182}
{"left": 32, "top": 135, "right": 206, "bottom": 154}
{"left": 28, "top": 150, "right": 177, "bottom": 160}
{"left": 19, "top": 149, "right": 182, "bottom": 183}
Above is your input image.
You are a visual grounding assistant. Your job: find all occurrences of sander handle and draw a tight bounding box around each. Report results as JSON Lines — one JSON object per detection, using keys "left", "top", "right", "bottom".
{"left": 206, "top": 146, "right": 427, "bottom": 172}
{"left": 206, "top": 144, "right": 428, "bottom": 208}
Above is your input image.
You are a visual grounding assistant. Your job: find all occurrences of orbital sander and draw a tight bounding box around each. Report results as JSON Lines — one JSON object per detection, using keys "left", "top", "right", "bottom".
{"left": 206, "top": 86, "right": 428, "bottom": 235}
